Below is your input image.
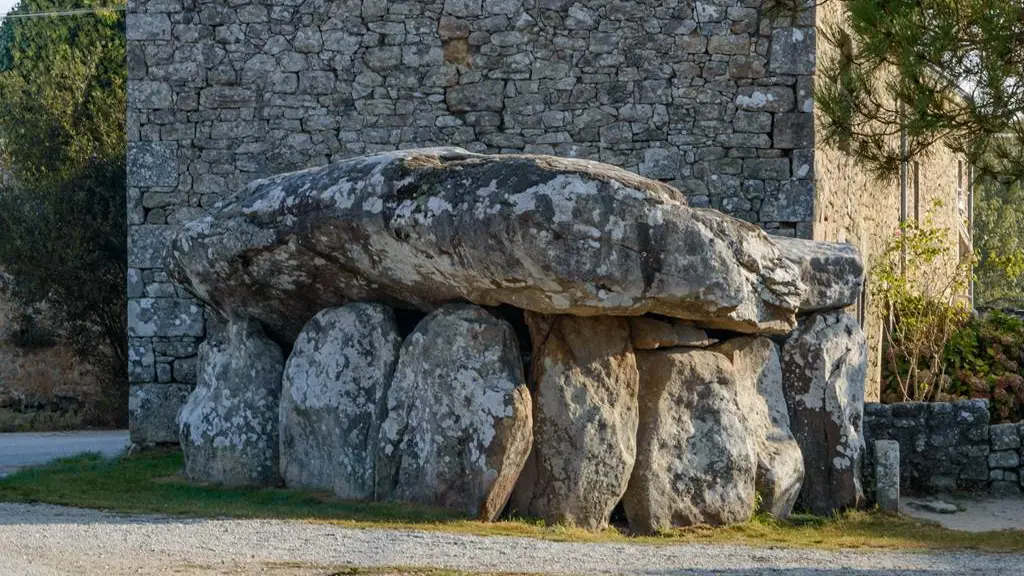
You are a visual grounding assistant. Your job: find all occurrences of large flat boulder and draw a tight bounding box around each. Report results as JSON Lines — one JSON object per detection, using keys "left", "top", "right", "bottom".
{"left": 376, "top": 304, "right": 532, "bottom": 520}
{"left": 511, "top": 314, "right": 639, "bottom": 530}
{"left": 781, "top": 311, "right": 867, "bottom": 514}
{"left": 167, "top": 149, "right": 863, "bottom": 343}
{"left": 622, "top": 349, "right": 757, "bottom": 533}
{"left": 178, "top": 319, "right": 284, "bottom": 486}
{"left": 714, "top": 337, "right": 804, "bottom": 518}
{"left": 279, "top": 303, "right": 402, "bottom": 497}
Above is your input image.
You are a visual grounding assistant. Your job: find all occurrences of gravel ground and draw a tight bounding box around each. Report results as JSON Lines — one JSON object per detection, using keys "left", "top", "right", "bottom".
{"left": 1, "top": 503, "right": 1022, "bottom": 576}
{"left": 901, "top": 496, "right": 1024, "bottom": 533}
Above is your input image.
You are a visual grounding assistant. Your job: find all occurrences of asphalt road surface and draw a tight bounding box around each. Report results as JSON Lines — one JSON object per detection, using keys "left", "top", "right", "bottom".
{"left": 0, "top": 430, "right": 128, "bottom": 477}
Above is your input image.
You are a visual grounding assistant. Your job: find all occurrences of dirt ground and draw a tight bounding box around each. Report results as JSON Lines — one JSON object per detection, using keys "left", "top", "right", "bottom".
{"left": 902, "top": 494, "right": 1024, "bottom": 532}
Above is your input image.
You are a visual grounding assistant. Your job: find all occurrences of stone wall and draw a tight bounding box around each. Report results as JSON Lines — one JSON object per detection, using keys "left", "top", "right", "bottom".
{"left": 126, "top": 0, "right": 820, "bottom": 444}
{"left": 811, "top": 0, "right": 970, "bottom": 402}
{"left": 863, "top": 400, "right": 1024, "bottom": 496}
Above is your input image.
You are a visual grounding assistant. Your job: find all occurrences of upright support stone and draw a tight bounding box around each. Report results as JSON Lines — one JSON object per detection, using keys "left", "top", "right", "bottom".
{"left": 376, "top": 305, "right": 532, "bottom": 521}
{"left": 874, "top": 440, "right": 900, "bottom": 512}
{"left": 511, "top": 313, "right": 639, "bottom": 530}
{"left": 781, "top": 311, "right": 867, "bottom": 514}
{"left": 178, "top": 318, "right": 284, "bottom": 486}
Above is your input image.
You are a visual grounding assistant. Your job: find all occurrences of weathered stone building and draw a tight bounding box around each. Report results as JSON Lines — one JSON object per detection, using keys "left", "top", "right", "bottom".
{"left": 125, "top": 0, "right": 967, "bottom": 443}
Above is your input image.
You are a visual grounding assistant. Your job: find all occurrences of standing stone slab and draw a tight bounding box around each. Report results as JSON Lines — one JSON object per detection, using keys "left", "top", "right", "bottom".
{"left": 279, "top": 304, "right": 402, "bottom": 498}
{"left": 512, "top": 314, "right": 639, "bottom": 530}
{"left": 874, "top": 440, "right": 900, "bottom": 512}
{"left": 178, "top": 319, "right": 284, "bottom": 486}
{"left": 782, "top": 311, "right": 867, "bottom": 514}
{"left": 714, "top": 337, "right": 804, "bottom": 519}
{"left": 623, "top": 349, "right": 758, "bottom": 533}
{"left": 377, "top": 305, "right": 532, "bottom": 520}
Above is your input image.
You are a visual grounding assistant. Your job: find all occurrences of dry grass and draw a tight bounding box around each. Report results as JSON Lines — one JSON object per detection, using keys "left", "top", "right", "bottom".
{"left": 1, "top": 449, "right": 1023, "bottom": 553}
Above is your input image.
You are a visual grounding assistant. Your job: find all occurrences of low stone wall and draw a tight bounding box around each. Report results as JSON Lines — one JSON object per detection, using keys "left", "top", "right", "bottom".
{"left": 863, "top": 400, "right": 1024, "bottom": 496}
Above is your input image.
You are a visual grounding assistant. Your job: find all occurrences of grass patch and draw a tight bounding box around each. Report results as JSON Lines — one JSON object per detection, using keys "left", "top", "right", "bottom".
{"left": 1, "top": 449, "right": 1022, "bottom": 553}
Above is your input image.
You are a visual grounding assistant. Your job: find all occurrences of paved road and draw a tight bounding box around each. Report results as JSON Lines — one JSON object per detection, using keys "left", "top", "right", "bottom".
{"left": 0, "top": 430, "right": 128, "bottom": 477}
{"left": 0, "top": 503, "right": 1022, "bottom": 576}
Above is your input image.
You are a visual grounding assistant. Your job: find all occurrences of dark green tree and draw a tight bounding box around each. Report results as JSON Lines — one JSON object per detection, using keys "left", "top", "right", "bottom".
{"left": 0, "top": 0, "right": 127, "bottom": 425}
{"left": 815, "top": 0, "right": 1024, "bottom": 184}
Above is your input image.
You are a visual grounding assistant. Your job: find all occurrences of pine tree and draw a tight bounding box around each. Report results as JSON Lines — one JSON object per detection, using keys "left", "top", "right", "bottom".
{"left": 815, "top": 0, "right": 1024, "bottom": 184}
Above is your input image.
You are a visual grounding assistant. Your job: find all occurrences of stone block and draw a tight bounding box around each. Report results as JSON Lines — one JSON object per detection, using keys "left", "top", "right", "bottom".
{"left": 128, "top": 298, "right": 205, "bottom": 338}
{"left": 446, "top": 80, "right": 506, "bottom": 112}
{"left": 733, "top": 111, "right": 771, "bottom": 133}
{"left": 445, "top": 0, "right": 483, "bottom": 17}
{"left": 773, "top": 113, "right": 814, "bottom": 149}
{"left": 989, "top": 450, "right": 1021, "bottom": 469}
{"left": 127, "top": 142, "right": 178, "bottom": 188}
{"left": 874, "top": 440, "right": 899, "bottom": 511}
{"left": 956, "top": 399, "right": 990, "bottom": 425}
{"left": 199, "top": 87, "right": 256, "bottom": 108}
{"left": 128, "top": 81, "right": 172, "bottom": 109}
{"left": 743, "top": 158, "right": 790, "bottom": 180}
{"left": 892, "top": 402, "right": 927, "bottom": 418}
{"left": 128, "top": 268, "right": 145, "bottom": 299}
{"left": 173, "top": 356, "right": 198, "bottom": 384}
{"left": 761, "top": 180, "right": 813, "bottom": 222}
{"left": 991, "top": 481, "right": 1021, "bottom": 497}
{"left": 990, "top": 423, "right": 1021, "bottom": 451}
{"left": 129, "top": 339, "right": 155, "bottom": 383}
{"left": 126, "top": 13, "right": 171, "bottom": 41}
{"left": 770, "top": 28, "right": 816, "bottom": 75}
{"left": 736, "top": 86, "right": 794, "bottom": 113}
{"left": 864, "top": 403, "right": 892, "bottom": 419}
{"left": 129, "top": 383, "right": 192, "bottom": 445}
{"left": 128, "top": 225, "right": 177, "bottom": 269}
{"left": 639, "top": 148, "right": 682, "bottom": 180}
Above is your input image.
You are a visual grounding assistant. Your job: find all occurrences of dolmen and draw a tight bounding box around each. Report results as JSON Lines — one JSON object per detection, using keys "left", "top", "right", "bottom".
{"left": 170, "top": 148, "right": 867, "bottom": 532}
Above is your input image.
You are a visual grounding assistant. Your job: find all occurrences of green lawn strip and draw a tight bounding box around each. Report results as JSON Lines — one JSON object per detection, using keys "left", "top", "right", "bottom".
{"left": 1, "top": 449, "right": 1021, "bottom": 553}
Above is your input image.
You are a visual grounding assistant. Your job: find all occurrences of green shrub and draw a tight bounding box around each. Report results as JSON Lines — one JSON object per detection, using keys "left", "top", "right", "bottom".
{"left": 944, "top": 311, "right": 1024, "bottom": 423}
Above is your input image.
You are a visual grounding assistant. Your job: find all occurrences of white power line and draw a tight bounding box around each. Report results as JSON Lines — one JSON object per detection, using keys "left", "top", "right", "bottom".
{"left": 0, "top": 6, "right": 126, "bottom": 20}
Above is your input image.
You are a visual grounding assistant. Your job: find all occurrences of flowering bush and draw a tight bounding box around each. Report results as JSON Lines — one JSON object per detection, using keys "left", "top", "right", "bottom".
{"left": 944, "top": 311, "right": 1024, "bottom": 423}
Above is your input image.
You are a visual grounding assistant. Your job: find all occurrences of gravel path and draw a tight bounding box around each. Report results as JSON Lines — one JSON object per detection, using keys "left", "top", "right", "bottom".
{"left": 1, "top": 503, "right": 1021, "bottom": 576}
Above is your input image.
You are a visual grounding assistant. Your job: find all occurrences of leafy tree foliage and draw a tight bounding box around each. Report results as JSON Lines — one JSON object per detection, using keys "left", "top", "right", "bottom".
{"left": 815, "top": 0, "right": 1024, "bottom": 185}
{"left": 0, "top": 0, "right": 127, "bottom": 425}
{"left": 973, "top": 177, "right": 1024, "bottom": 308}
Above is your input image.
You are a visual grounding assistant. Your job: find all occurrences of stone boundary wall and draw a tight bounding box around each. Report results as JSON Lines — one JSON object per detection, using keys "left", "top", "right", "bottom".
{"left": 863, "top": 400, "right": 1024, "bottom": 496}
{"left": 126, "top": 0, "right": 819, "bottom": 444}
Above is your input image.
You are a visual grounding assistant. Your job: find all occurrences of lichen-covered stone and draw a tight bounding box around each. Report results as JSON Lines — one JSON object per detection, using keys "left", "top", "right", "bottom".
{"left": 990, "top": 423, "right": 1021, "bottom": 451}
{"left": 873, "top": 440, "right": 900, "bottom": 512}
{"left": 714, "top": 337, "right": 804, "bottom": 518}
{"left": 376, "top": 304, "right": 532, "bottom": 520}
{"left": 279, "top": 303, "right": 402, "bottom": 497}
{"left": 178, "top": 318, "right": 284, "bottom": 486}
{"left": 781, "top": 311, "right": 867, "bottom": 514}
{"left": 511, "top": 314, "right": 638, "bottom": 531}
{"left": 623, "top": 349, "right": 757, "bottom": 533}
{"left": 773, "top": 237, "right": 864, "bottom": 314}
{"left": 168, "top": 149, "right": 864, "bottom": 343}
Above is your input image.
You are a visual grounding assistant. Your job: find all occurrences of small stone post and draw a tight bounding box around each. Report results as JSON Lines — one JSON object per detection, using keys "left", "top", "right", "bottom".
{"left": 874, "top": 440, "right": 900, "bottom": 512}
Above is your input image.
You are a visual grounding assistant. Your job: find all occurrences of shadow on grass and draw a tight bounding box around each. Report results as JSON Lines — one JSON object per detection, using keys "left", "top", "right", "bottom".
{"left": 0, "top": 448, "right": 1022, "bottom": 554}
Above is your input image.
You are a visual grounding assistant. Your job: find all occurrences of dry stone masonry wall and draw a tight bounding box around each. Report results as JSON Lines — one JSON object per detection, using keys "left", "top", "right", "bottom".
{"left": 127, "top": 0, "right": 820, "bottom": 443}
{"left": 863, "top": 400, "right": 1024, "bottom": 496}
